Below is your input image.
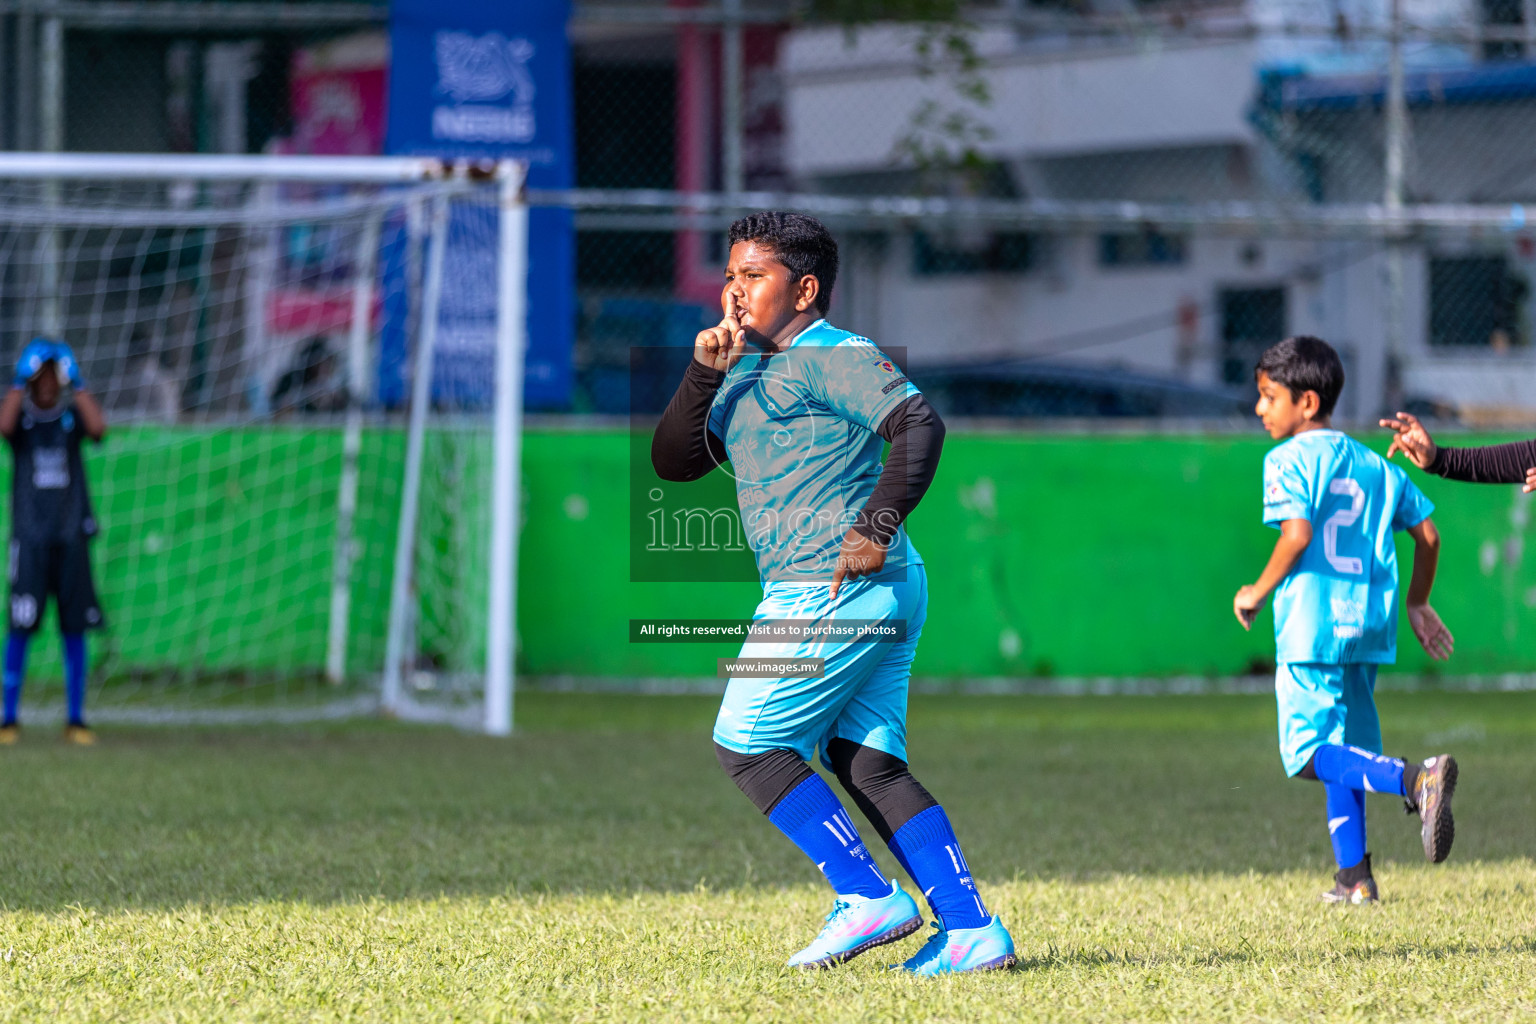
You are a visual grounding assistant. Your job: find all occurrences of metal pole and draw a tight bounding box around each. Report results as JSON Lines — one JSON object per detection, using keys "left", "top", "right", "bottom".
{"left": 486, "top": 160, "right": 527, "bottom": 737}
{"left": 721, "top": 0, "right": 744, "bottom": 194}
{"left": 1381, "top": 0, "right": 1407, "bottom": 419}
{"left": 38, "top": 6, "right": 59, "bottom": 151}
{"left": 38, "top": 4, "right": 61, "bottom": 336}
{"left": 382, "top": 193, "right": 449, "bottom": 715}
{"left": 1385, "top": 0, "right": 1406, "bottom": 219}
{"left": 15, "top": 3, "right": 33, "bottom": 152}
{"left": 0, "top": 10, "right": 10, "bottom": 150}
{"left": 325, "top": 210, "right": 382, "bottom": 685}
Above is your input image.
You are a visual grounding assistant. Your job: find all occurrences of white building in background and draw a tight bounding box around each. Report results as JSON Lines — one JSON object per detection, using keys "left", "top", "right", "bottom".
{"left": 776, "top": 0, "right": 1536, "bottom": 422}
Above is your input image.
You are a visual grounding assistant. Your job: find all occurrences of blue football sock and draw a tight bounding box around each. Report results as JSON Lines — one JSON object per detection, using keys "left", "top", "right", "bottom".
{"left": 1313, "top": 744, "right": 1408, "bottom": 796}
{"left": 3, "top": 631, "right": 28, "bottom": 725}
{"left": 886, "top": 842, "right": 918, "bottom": 885}
{"left": 1324, "top": 782, "right": 1368, "bottom": 870}
{"left": 889, "top": 805, "right": 990, "bottom": 931}
{"left": 63, "top": 633, "right": 86, "bottom": 725}
{"left": 767, "top": 775, "right": 891, "bottom": 899}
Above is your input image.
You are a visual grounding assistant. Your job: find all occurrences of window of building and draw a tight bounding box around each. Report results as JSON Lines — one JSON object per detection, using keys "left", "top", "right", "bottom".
{"left": 912, "top": 229, "right": 1036, "bottom": 275}
{"left": 1482, "top": 0, "right": 1526, "bottom": 60}
{"left": 904, "top": 160, "right": 1037, "bottom": 276}
{"left": 574, "top": 61, "right": 675, "bottom": 290}
{"left": 1099, "top": 229, "right": 1188, "bottom": 267}
{"left": 1220, "top": 287, "right": 1287, "bottom": 385}
{"left": 1429, "top": 255, "right": 1529, "bottom": 348}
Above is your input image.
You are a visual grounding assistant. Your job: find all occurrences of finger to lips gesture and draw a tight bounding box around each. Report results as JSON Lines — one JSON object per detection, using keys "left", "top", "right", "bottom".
{"left": 1378, "top": 411, "right": 1438, "bottom": 469}
{"left": 694, "top": 292, "right": 748, "bottom": 372}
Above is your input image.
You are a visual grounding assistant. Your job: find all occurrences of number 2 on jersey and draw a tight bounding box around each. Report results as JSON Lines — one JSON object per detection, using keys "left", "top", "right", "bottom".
{"left": 1323, "top": 478, "right": 1364, "bottom": 575}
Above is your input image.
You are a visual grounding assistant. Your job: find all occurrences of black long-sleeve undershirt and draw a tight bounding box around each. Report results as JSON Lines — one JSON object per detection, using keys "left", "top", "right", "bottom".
{"left": 1427, "top": 438, "right": 1536, "bottom": 483}
{"left": 649, "top": 360, "right": 945, "bottom": 545}
{"left": 650, "top": 358, "right": 729, "bottom": 482}
{"left": 851, "top": 393, "right": 945, "bottom": 546}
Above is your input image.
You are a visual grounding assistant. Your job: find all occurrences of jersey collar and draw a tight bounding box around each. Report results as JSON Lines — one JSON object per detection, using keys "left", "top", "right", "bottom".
{"left": 784, "top": 318, "right": 827, "bottom": 350}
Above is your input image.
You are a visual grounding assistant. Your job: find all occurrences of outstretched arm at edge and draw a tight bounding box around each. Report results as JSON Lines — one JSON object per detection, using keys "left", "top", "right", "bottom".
{"left": 1429, "top": 440, "right": 1536, "bottom": 484}
{"left": 1381, "top": 410, "right": 1536, "bottom": 484}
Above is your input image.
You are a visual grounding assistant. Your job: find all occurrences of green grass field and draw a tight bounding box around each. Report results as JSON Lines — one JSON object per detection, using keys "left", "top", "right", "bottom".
{"left": 0, "top": 691, "right": 1532, "bottom": 1022}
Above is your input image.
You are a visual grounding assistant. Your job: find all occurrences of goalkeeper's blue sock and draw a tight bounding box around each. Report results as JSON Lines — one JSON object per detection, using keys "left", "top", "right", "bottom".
{"left": 63, "top": 633, "right": 86, "bottom": 724}
{"left": 890, "top": 805, "right": 990, "bottom": 930}
{"left": 1312, "top": 744, "right": 1409, "bottom": 796}
{"left": 768, "top": 775, "right": 891, "bottom": 899}
{"left": 3, "top": 631, "right": 29, "bottom": 725}
{"left": 1324, "top": 782, "right": 1368, "bottom": 870}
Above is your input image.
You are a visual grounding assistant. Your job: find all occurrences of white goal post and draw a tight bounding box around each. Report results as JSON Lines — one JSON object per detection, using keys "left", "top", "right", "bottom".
{"left": 0, "top": 153, "right": 528, "bottom": 735}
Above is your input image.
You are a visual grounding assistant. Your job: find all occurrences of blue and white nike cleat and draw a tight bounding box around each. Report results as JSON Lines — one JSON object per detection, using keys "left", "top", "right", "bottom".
{"left": 787, "top": 881, "right": 924, "bottom": 969}
{"left": 899, "top": 917, "right": 1018, "bottom": 975}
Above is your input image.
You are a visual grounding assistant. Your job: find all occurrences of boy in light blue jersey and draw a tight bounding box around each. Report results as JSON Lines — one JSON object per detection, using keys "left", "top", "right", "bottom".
{"left": 1234, "top": 336, "right": 1459, "bottom": 904}
{"left": 653, "top": 212, "right": 1014, "bottom": 973}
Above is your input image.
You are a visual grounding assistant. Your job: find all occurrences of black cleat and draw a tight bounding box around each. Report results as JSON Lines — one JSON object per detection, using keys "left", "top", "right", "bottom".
{"left": 1321, "top": 853, "right": 1379, "bottom": 905}
{"left": 1406, "top": 755, "right": 1457, "bottom": 863}
{"left": 1321, "top": 876, "right": 1380, "bottom": 905}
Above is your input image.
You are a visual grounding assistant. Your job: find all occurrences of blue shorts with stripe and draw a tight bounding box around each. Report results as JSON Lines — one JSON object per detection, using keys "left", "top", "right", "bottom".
{"left": 713, "top": 565, "right": 927, "bottom": 769}
{"left": 1275, "top": 662, "right": 1383, "bottom": 777}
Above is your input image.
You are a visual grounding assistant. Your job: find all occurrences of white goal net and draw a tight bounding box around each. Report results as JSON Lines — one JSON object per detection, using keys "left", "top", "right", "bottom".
{"left": 0, "top": 155, "right": 526, "bottom": 733}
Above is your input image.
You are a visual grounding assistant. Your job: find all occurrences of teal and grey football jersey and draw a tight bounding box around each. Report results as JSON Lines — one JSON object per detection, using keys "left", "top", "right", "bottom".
{"left": 706, "top": 319, "right": 923, "bottom": 584}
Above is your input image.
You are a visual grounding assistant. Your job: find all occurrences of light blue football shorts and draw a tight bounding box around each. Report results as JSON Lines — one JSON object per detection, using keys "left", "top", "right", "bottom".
{"left": 713, "top": 565, "right": 928, "bottom": 769}
{"left": 1275, "top": 661, "right": 1383, "bottom": 777}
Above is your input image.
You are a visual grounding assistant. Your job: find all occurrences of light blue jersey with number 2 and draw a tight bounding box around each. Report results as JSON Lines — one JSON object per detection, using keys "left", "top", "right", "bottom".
{"left": 1263, "top": 430, "right": 1434, "bottom": 665}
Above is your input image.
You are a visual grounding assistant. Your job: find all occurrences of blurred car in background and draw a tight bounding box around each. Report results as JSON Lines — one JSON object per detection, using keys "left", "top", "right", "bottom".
{"left": 908, "top": 360, "right": 1254, "bottom": 420}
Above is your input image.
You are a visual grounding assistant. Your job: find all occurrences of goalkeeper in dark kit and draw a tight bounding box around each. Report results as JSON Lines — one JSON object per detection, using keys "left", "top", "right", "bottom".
{"left": 0, "top": 338, "right": 107, "bottom": 744}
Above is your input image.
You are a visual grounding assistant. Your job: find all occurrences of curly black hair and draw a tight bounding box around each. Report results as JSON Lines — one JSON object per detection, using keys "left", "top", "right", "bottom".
{"left": 727, "top": 211, "right": 839, "bottom": 314}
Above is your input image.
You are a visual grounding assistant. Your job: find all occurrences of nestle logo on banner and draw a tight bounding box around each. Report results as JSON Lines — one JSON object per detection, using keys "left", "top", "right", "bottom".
{"left": 432, "top": 31, "right": 537, "bottom": 144}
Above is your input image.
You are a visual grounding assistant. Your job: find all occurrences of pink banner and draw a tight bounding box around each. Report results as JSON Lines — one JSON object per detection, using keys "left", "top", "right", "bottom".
{"left": 291, "top": 61, "right": 387, "bottom": 156}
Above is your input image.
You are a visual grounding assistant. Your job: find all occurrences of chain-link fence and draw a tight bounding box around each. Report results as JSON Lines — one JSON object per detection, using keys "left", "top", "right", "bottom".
{"left": 6, "top": 1, "right": 1536, "bottom": 424}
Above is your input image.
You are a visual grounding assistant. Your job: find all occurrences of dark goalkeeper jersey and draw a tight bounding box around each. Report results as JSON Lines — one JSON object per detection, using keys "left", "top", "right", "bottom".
{"left": 7, "top": 403, "right": 96, "bottom": 544}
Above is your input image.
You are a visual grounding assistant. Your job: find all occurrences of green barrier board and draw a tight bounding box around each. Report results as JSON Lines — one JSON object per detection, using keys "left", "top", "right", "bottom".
{"left": 6, "top": 426, "right": 1534, "bottom": 682}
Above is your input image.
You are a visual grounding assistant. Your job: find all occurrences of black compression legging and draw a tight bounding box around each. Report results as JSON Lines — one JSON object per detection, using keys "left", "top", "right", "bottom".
{"left": 714, "top": 738, "right": 938, "bottom": 842}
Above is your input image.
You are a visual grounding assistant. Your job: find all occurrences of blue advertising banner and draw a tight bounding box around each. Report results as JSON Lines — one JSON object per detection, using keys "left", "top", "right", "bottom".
{"left": 385, "top": 0, "right": 574, "bottom": 409}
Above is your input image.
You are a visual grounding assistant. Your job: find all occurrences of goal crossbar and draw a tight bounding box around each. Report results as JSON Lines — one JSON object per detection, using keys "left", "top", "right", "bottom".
{"left": 0, "top": 152, "right": 508, "bottom": 184}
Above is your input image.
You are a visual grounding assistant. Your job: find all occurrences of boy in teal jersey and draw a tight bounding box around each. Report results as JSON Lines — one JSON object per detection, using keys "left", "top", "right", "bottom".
{"left": 653, "top": 212, "right": 1015, "bottom": 973}
{"left": 1233, "top": 336, "right": 1459, "bottom": 904}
